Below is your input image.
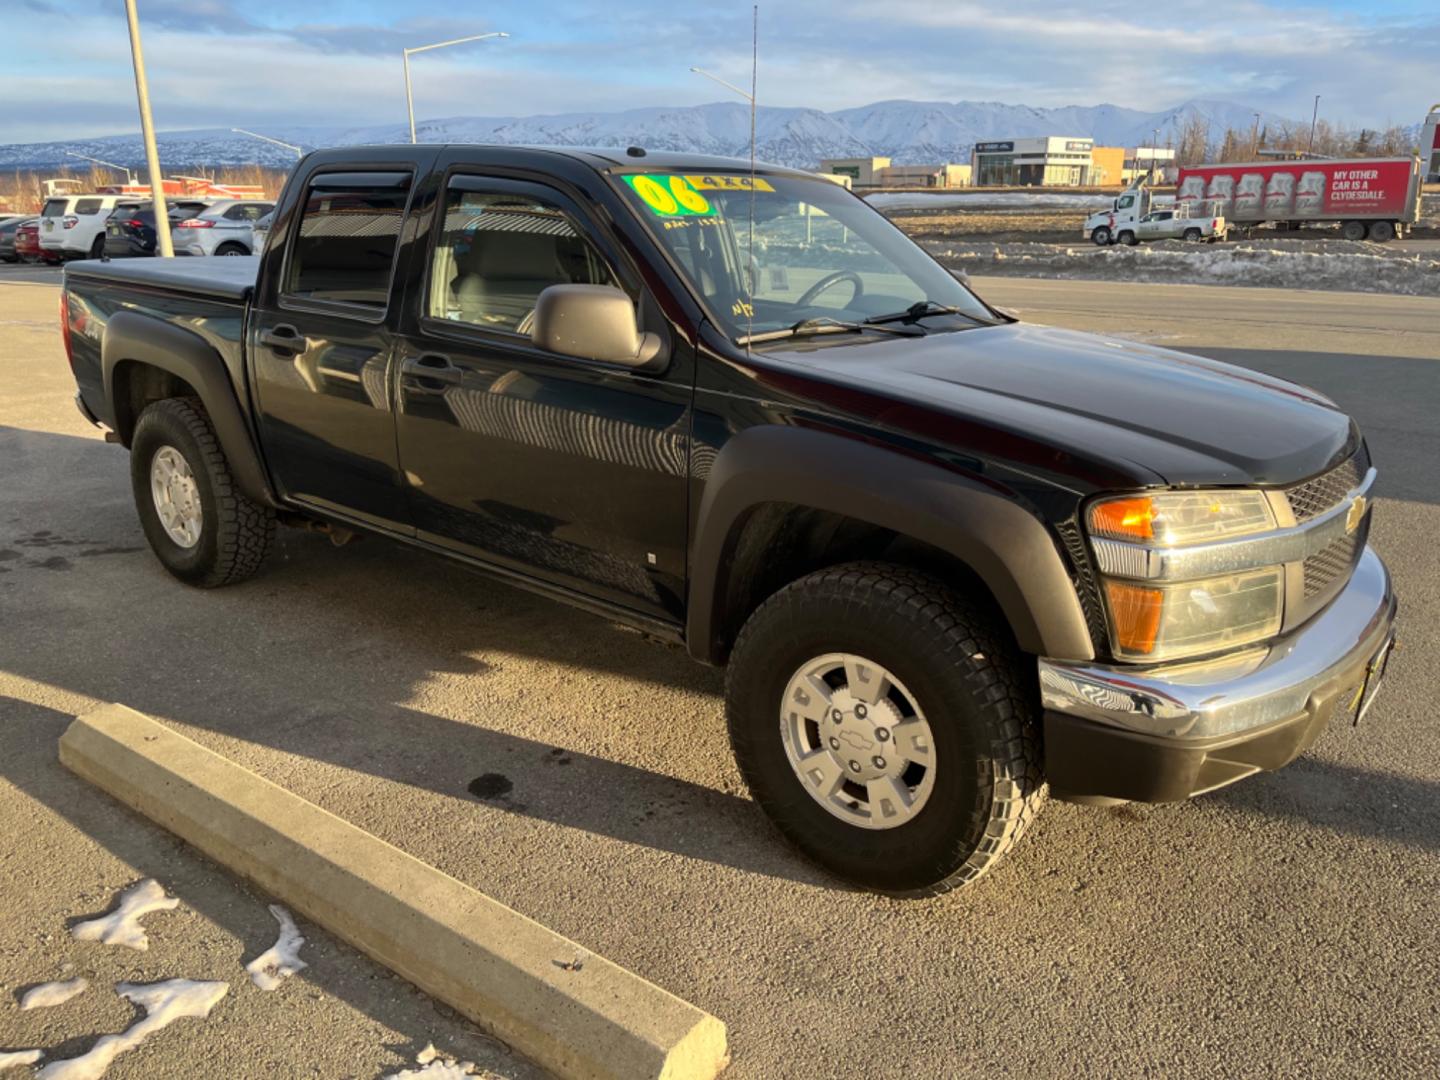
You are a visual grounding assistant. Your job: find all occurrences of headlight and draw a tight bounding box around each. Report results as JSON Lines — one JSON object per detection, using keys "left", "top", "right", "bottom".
{"left": 1086, "top": 489, "right": 1283, "bottom": 662}
{"left": 1089, "top": 490, "right": 1275, "bottom": 545}
{"left": 1102, "top": 567, "right": 1283, "bottom": 661}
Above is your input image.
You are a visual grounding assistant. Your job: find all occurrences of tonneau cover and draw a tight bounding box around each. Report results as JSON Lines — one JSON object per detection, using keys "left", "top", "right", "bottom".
{"left": 63, "top": 255, "right": 258, "bottom": 301}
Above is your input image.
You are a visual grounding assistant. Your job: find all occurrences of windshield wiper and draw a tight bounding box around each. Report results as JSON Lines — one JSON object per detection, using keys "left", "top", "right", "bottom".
{"left": 864, "top": 300, "right": 976, "bottom": 326}
{"left": 738, "top": 316, "right": 923, "bottom": 346}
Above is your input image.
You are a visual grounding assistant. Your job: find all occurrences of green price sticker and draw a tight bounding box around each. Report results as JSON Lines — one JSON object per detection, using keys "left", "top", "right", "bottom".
{"left": 623, "top": 174, "right": 715, "bottom": 218}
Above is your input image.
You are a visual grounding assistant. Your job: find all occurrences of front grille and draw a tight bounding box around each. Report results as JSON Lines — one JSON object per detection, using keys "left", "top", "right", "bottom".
{"left": 1284, "top": 446, "right": 1369, "bottom": 522}
{"left": 1303, "top": 531, "right": 1360, "bottom": 598}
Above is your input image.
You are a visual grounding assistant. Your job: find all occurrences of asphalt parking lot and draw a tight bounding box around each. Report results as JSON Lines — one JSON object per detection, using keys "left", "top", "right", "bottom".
{"left": 1, "top": 262, "right": 1437, "bottom": 1077}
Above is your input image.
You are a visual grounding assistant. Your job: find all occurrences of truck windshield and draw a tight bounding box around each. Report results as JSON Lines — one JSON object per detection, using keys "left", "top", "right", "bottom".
{"left": 613, "top": 171, "right": 994, "bottom": 344}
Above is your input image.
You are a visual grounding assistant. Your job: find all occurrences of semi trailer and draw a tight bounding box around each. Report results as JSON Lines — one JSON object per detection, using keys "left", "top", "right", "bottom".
{"left": 1174, "top": 156, "right": 1423, "bottom": 242}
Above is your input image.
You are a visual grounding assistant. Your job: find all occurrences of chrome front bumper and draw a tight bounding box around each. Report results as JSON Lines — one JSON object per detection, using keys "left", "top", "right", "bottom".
{"left": 1038, "top": 546, "right": 1395, "bottom": 802}
{"left": 1039, "top": 546, "right": 1396, "bottom": 741}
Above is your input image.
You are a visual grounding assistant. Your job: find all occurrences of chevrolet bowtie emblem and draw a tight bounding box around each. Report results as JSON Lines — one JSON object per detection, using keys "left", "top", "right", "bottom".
{"left": 1346, "top": 495, "right": 1368, "bottom": 533}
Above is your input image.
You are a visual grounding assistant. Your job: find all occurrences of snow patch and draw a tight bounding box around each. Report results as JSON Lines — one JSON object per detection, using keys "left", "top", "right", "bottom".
{"left": 926, "top": 237, "right": 1440, "bottom": 297}
{"left": 70, "top": 880, "right": 178, "bottom": 951}
{"left": 244, "top": 905, "right": 307, "bottom": 991}
{"left": 20, "top": 978, "right": 89, "bottom": 1010}
{"left": 385, "top": 1044, "right": 485, "bottom": 1079}
{"left": 0, "top": 1049, "right": 43, "bottom": 1070}
{"left": 35, "top": 979, "right": 228, "bottom": 1080}
{"left": 869, "top": 191, "right": 1117, "bottom": 212}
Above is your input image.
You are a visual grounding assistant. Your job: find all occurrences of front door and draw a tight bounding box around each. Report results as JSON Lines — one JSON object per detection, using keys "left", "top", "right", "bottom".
{"left": 249, "top": 166, "right": 422, "bottom": 531}
{"left": 393, "top": 171, "right": 692, "bottom": 621}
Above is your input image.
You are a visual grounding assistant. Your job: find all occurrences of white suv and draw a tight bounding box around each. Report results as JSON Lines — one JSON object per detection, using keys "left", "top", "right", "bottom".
{"left": 39, "top": 194, "right": 127, "bottom": 261}
{"left": 173, "top": 199, "right": 275, "bottom": 256}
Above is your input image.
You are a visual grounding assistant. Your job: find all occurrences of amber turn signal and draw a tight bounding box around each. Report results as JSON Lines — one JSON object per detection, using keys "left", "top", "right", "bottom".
{"left": 1103, "top": 580, "right": 1163, "bottom": 656}
{"left": 1089, "top": 496, "right": 1155, "bottom": 541}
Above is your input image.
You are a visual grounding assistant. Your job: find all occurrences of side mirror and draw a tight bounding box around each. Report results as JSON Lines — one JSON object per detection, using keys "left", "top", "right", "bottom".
{"left": 530, "top": 284, "right": 664, "bottom": 370}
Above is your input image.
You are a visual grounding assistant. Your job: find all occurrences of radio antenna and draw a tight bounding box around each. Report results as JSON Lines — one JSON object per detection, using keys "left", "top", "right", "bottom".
{"left": 747, "top": 4, "right": 757, "bottom": 348}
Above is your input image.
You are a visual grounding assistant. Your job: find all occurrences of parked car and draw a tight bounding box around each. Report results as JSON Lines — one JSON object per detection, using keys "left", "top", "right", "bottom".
{"left": 0, "top": 215, "right": 39, "bottom": 262}
{"left": 173, "top": 199, "right": 275, "bottom": 256}
{"left": 60, "top": 145, "right": 1396, "bottom": 897}
{"left": 39, "top": 194, "right": 129, "bottom": 261}
{"left": 103, "top": 200, "right": 212, "bottom": 258}
{"left": 13, "top": 219, "right": 41, "bottom": 263}
{"left": 249, "top": 210, "right": 273, "bottom": 258}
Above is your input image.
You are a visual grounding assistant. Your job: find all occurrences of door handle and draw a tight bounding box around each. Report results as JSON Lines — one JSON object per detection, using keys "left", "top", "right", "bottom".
{"left": 259, "top": 324, "right": 308, "bottom": 355}
{"left": 400, "top": 353, "right": 463, "bottom": 384}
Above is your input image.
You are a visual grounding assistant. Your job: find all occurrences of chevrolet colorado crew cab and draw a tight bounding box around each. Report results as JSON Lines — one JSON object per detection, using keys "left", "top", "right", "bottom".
{"left": 60, "top": 145, "right": 1397, "bottom": 896}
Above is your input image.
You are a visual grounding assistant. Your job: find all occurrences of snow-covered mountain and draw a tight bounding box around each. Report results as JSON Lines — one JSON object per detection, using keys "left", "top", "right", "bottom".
{"left": 0, "top": 98, "right": 1295, "bottom": 171}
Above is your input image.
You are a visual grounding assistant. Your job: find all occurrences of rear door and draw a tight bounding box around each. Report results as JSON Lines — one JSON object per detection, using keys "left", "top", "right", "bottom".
{"left": 249, "top": 165, "right": 424, "bottom": 531}
{"left": 391, "top": 166, "right": 692, "bottom": 620}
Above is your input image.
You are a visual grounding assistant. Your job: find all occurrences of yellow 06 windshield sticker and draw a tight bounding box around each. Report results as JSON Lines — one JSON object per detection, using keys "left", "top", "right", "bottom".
{"left": 623, "top": 174, "right": 715, "bottom": 217}
{"left": 683, "top": 174, "right": 775, "bottom": 192}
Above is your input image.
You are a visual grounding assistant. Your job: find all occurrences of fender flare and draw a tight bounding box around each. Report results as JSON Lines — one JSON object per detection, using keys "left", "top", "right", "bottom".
{"left": 102, "top": 309, "right": 276, "bottom": 507}
{"left": 686, "top": 425, "right": 1094, "bottom": 663}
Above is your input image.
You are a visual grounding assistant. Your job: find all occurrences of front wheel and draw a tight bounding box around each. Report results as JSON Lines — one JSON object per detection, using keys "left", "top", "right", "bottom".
{"left": 725, "top": 563, "right": 1046, "bottom": 897}
{"left": 1091, "top": 226, "right": 1111, "bottom": 246}
{"left": 130, "top": 397, "right": 275, "bottom": 587}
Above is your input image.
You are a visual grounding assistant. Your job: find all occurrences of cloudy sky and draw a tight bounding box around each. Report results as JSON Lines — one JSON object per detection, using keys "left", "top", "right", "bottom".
{"left": 1, "top": 0, "right": 1435, "bottom": 143}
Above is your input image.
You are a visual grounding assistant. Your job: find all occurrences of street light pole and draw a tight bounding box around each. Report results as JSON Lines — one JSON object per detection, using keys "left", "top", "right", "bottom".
{"left": 1251, "top": 112, "right": 1262, "bottom": 159}
{"left": 1308, "top": 95, "right": 1320, "bottom": 154}
{"left": 403, "top": 32, "right": 509, "bottom": 145}
{"left": 65, "top": 151, "right": 137, "bottom": 185}
{"left": 231, "top": 128, "right": 304, "bottom": 159}
{"left": 123, "top": 0, "right": 172, "bottom": 256}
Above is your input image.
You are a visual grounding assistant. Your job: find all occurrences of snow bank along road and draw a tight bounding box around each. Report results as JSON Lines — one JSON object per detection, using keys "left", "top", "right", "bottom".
{"left": 1, "top": 272, "right": 1437, "bottom": 1078}
{"left": 928, "top": 237, "right": 1440, "bottom": 296}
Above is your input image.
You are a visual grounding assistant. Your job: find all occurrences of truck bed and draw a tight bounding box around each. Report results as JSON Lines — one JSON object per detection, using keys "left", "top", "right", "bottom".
{"left": 63, "top": 254, "right": 259, "bottom": 301}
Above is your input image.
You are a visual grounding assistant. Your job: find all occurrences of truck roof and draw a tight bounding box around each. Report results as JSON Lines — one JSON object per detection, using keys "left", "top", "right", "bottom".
{"left": 332, "top": 143, "right": 819, "bottom": 179}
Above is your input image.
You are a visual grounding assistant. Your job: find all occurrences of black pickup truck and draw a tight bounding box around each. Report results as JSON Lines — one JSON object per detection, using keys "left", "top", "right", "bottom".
{"left": 60, "top": 145, "right": 1397, "bottom": 896}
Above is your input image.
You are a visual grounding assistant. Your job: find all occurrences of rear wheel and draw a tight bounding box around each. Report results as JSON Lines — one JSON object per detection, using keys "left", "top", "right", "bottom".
{"left": 215, "top": 242, "right": 249, "bottom": 256}
{"left": 89, "top": 234, "right": 105, "bottom": 259}
{"left": 725, "top": 563, "right": 1047, "bottom": 897}
{"left": 1118, "top": 230, "right": 1137, "bottom": 246}
{"left": 130, "top": 397, "right": 274, "bottom": 587}
{"left": 1091, "top": 226, "right": 1111, "bottom": 246}
{"left": 1341, "top": 220, "right": 1367, "bottom": 242}
{"left": 1367, "top": 220, "right": 1395, "bottom": 243}
{"left": 1182, "top": 227, "right": 1202, "bottom": 242}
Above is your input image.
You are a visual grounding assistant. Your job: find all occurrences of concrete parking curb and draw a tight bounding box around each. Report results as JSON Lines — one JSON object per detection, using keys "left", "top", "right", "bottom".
{"left": 59, "top": 704, "right": 728, "bottom": 1080}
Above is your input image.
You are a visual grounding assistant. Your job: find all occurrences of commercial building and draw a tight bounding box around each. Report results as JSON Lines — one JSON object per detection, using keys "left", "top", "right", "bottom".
{"left": 1421, "top": 105, "right": 1440, "bottom": 181}
{"left": 820, "top": 158, "right": 973, "bottom": 189}
{"left": 819, "top": 157, "right": 891, "bottom": 187}
{"left": 969, "top": 137, "right": 1097, "bottom": 186}
{"left": 1122, "top": 147, "right": 1177, "bottom": 185}
{"left": 1090, "top": 147, "right": 1126, "bottom": 186}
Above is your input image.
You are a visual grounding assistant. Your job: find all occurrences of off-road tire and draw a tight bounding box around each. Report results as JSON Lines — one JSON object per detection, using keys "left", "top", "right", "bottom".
{"left": 1091, "top": 226, "right": 1111, "bottom": 246}
{"left": 130, "top": 396, "right": 274, "bottom": 587}
{"left": 725, "top": 562, "right": 1047, "bottom": 897}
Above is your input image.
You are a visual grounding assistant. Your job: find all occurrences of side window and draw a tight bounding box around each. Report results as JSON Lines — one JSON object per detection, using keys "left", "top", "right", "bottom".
{"left": 1117, "top": 195, "right": 1135, "bottom": 209}
{"left": 75, "top": 198, "right": 104, "bottom": 215}
{"left": 284, "top": 174, "right": 411, "bottom": 310}
{"left": 428, "top": 185, "right": 617, "bottom": 334}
